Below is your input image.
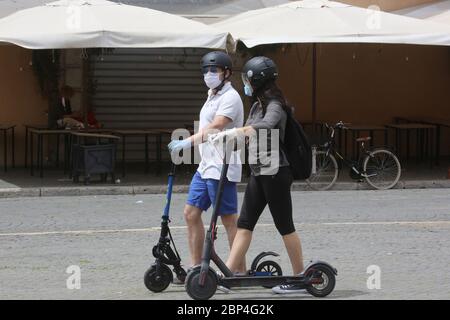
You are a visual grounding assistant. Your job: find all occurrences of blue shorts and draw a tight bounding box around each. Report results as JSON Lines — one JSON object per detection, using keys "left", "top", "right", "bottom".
{"left": 186, "top": 171, "right": 238, "bottom": 215}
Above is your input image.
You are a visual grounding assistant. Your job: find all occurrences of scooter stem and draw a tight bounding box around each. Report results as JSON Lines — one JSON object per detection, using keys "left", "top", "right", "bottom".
{"left": 162, "top": 163, "right": 176, "bottom": 219}
{"left": 199, "top": 139, "right": 236, "bottom": 285}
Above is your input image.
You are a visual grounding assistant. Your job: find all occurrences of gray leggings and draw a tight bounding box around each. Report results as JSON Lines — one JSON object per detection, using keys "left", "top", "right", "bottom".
{"left": 237, "top": 166, "right": 295, "bottom": 236}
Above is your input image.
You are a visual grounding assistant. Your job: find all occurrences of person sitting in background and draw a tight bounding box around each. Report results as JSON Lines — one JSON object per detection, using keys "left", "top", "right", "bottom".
{"left": 56, "top": 85, "right": 84, "bottom": 129}
{"left": 55, "top": 85, "right": 102, "bottom": 129}
{"left": 59, "top": 85, "right": 73, "bottom": 116}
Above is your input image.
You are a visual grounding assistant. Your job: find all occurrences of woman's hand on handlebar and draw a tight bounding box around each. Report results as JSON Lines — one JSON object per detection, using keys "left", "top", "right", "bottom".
{"left": 207, "top": 128, "right": 239, "bottom": 146}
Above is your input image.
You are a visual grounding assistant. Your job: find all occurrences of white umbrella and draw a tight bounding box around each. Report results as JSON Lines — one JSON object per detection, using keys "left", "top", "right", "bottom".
{"left": 0, "top": 0, "right": 231, "bottom": 49}
{"left": 212, "top": 0, "right": 450, "bottom": 128}
{"left": 213, "top": 0, "right": 450, "bottom": 48}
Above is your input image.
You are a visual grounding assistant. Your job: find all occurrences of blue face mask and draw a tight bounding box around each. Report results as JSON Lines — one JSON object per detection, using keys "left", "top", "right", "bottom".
{"left": 244, "top": 84, "right": 253, "bottom": 97}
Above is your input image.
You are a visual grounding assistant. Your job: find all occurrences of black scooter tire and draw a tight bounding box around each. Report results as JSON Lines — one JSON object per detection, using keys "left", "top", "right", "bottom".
{"left": 305, "top": 265, "right": 336, "bottom": 297}
{"left": 185, "top": 267, "right": 217, "bottom": 300}
{"left": 144, "top": 264, "right": 173, "bottom": 293}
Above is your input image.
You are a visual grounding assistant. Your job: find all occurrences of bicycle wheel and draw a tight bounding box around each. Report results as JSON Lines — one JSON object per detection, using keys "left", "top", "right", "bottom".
{"left": 363, "top": 149, "right": 401, "bottom": 190}
{"left": 306, "top": 150, "right": 339, "bottom": 191}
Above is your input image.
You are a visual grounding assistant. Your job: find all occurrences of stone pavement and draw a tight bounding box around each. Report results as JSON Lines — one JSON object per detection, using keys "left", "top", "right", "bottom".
{"left": 0, "top": 188, "right": 449, "bottom": 300}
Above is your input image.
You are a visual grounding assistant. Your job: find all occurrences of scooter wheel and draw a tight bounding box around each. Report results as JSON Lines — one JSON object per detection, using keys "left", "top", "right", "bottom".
{"left": 185, "top": 266, "right": 217, "bottom": 300}
{"left": 305, "top": 265, "right": 336, "bottom": 297}
{"left": 144, "top": 264, "right": 173, "bottom": 293}
{"left": 256, "top": 260, "right": 283, "bottom": 289}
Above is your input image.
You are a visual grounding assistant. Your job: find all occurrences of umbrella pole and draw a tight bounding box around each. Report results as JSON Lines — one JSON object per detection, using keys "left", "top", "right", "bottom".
{"left": 312, "top": 43, "right": 317, "bottom": 136}
{"left": 81, "top": 52, "right": 89, "bottom": 128}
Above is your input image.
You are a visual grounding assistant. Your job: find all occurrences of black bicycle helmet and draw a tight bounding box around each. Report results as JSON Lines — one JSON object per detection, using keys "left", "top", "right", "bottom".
{"left": 200, "top": 51, "right": 232, "bottom": 74}
{"left": 241, "top": 56, "right": 278, "bottom": 90}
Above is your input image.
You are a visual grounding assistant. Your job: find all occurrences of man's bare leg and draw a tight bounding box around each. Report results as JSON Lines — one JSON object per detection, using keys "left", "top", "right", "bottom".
{"left": 221, "top": 214, "right": 246, "bottom": 273}
{"left": 184, "top": 204, "right": 204, "bottom": 267}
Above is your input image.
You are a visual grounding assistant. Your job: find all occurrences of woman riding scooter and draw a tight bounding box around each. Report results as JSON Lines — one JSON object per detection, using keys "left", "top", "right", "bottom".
{"left": 210, "top": 56, "right": 305, "bottom": 294}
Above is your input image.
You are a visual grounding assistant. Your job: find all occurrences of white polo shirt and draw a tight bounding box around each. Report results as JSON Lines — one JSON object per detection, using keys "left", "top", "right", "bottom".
{"left": 197, "top": 82, "right": 244, "bottom": 183}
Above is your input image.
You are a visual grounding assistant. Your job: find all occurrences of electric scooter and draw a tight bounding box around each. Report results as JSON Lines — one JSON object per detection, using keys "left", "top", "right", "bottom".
{"left": 184, "top": 139, "right": 338, "bottom": 300}
{"left": 144, "top": 163, "right": 187, "bottom": 292}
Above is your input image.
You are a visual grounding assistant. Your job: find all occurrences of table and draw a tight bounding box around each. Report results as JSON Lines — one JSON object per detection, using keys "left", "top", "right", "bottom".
{"left": 0, "top": 125, "right": 16, "bottom": 172}
{"left": 75, "top": 128, "right": 114, "bottom": 134}
{"left": 157, "top": 128, "right": 196, "bottom": 174}
{"left": 112, "top": 129, "right": 160, "bottom": 177}
{"left": 24, "top": 124, "right": 49, "bottom": 169}
{"left": 343, "top": 125, "right": 388, "bottom": 159}
{"left": 28, "top": 127, "right": 121, "bottom": 178}
{"left": 70, "top": 131, "right": 118, "bottom": 146}
{"left": 385, "top": 123, "right": 437, "bottom": 166}
{"left": 395, "top": 117, "right": 450, "bottom": 165}
{"left": 300, "top": 121, "right": 328, "bottom": 143}
{"left": 29, "top": 129, "right": 71, "bottom": 178}
{"left": 154, "top": 129, "right": 175, "bottom": 175}
{"left": 113, "top": 128, "right": 194, "bottom": 177}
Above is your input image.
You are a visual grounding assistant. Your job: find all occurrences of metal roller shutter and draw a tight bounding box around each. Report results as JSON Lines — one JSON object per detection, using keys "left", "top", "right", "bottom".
{"left": 91, "top": 48, "right": 210, "bottom": 162}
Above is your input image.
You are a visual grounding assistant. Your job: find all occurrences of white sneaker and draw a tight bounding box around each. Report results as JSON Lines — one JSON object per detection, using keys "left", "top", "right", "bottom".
{"left": 217, "top": 285, "right": 232, "bottom": 294}
{"left": 272, "top": 284, "right": 306, "bottom": 294}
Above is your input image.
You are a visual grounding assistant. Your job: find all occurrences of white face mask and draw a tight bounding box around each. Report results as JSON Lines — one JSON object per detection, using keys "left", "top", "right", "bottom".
{"left": 204, "top": 72, "right": 222, "bottom": 90}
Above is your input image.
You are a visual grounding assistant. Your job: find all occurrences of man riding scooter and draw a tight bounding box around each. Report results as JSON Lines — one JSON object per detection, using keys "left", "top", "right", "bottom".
{"left": 168, "top": 51, "right": 246, "bottom": 281}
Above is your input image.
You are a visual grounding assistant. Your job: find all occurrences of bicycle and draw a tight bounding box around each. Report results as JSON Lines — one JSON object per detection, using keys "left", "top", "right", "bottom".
{"left": 306, "top": 121, "right": 402, "bottom": 191}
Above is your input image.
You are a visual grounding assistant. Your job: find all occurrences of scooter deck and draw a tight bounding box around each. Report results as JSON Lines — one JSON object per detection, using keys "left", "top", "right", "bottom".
{"left": 219, "top": 275, "right": 314, "bottom": 289}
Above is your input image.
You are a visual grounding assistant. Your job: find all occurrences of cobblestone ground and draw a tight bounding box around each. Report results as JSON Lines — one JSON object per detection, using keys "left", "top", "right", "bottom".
{"left": 0, "top": 189, "right": 449, "bottom": 300}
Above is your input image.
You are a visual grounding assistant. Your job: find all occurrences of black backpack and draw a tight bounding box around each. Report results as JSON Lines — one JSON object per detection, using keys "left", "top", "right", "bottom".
{"left": 280, "top": 109, "right": 312, "bottom": 180}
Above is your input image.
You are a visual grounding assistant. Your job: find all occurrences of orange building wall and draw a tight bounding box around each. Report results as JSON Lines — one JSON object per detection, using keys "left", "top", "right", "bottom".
{"left": 267, "top": 43, "right": 450, "bottom": 155}
{"left": 0, "top": 46, "right": 48, "bottom": 167}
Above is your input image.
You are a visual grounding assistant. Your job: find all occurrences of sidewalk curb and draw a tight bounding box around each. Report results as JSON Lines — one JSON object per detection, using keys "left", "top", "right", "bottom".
{"left": 1, "top": 180, "right": 450, "bottom": 198}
